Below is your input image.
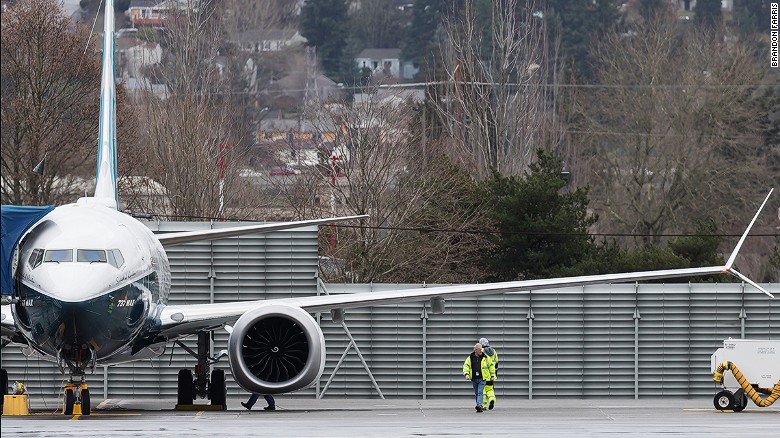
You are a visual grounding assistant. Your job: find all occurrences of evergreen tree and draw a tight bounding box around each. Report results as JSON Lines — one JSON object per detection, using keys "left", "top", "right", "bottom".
{"left": 300, "top": 0, "right": 349, "bottom": 81}
{"left": 401, "top": 0, "right": 445, "bottom": 79}
{"left": 694, "top": 0, "right": 722, "bottom": 29}
{"left": 546, "top": 0, "right": 621, "bottom": 81}
{"left": 667, "top": 219, "right": 723, "bottom": 267}
{"left": 480, "top": 150, "right": 598, "bottom": 280}
{"left": 637, "top": 0, "right": 672, "bottom": 20}
{"left": 732, "top": 0, "right": 768, "bottom": 36}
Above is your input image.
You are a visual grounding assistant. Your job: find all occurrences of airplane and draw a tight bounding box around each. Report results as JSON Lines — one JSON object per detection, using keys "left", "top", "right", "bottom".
{"left": 0, "top": 0, "right": 775, "bottom": 416}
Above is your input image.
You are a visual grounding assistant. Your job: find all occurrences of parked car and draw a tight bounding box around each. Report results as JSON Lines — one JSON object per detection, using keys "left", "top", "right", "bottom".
{"left": 269, "top": 166, "right": 302, "bottom": 176}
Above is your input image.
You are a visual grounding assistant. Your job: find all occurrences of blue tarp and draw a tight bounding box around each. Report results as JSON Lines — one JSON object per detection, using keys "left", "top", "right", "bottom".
{"left": 1, "top": 205, "right": 54, "bottom": 296}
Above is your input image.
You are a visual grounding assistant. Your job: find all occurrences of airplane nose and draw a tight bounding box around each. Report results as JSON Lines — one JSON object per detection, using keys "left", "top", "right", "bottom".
{"left": 36, "top": 264, "right": 119, "bottom": 302}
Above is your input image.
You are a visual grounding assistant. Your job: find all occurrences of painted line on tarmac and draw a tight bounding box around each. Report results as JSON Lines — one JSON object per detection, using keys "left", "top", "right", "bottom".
{"left": 69, "top": 413, "right": 142, "bottom": 419}
{"left": 684, "top": 409, "right": 780, "bottom": 414}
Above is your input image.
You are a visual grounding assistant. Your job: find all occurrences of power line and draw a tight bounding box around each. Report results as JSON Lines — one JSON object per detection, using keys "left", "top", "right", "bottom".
{"left": 147, "top": 212, "right": 779, "bottom": 239}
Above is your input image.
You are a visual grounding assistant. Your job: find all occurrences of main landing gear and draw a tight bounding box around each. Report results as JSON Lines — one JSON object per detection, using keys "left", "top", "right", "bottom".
{"left": 174, "top": 331, "right": 228, "bottom": 410}
{"left": 63, "top": 378, "right": 91, "bottom": 415}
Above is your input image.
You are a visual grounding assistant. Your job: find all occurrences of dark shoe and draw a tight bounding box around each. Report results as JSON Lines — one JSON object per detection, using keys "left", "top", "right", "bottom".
{"left": 475, "top": 405, "right": 484, "bottom": 413}
{"left": 241, "top": 402, "right": 253, "bottom": 410}
{"left": 489, "top": 400, "right": 494, "bottom": 410}
{"left": 263, "top": 405, "right": 275, "bottom": 411}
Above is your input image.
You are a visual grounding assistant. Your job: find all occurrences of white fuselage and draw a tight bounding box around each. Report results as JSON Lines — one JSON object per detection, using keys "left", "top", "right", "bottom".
{"left": 12, "top": 197, "right": 170, "bottom": 371}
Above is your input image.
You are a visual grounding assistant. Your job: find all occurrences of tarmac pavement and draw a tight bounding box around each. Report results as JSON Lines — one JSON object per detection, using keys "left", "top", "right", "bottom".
{"left": 1, "top": 397, "right": 778, "bottom": 437}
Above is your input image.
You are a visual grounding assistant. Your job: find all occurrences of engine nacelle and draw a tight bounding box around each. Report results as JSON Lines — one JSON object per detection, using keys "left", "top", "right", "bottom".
{"left": 228, "top": 304, "right": 325, "bottom": 394}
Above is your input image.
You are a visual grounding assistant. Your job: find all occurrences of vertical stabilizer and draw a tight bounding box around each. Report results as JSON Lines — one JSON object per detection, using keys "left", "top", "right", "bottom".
{"left": 93, "top": 0, "right": 118, "bottom": 208}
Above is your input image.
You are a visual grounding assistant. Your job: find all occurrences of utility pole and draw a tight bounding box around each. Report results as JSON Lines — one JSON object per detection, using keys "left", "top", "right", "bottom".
{"left": 217, "top": 143, "right": 231, "bottom": 220}
{"left": 329, "top": 154, "right": 343, "bottom": 252}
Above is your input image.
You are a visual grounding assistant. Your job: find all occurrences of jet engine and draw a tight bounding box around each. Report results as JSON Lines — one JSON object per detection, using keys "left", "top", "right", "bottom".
{"left": 228, "top": 304, "right": 325, "bottom": 394}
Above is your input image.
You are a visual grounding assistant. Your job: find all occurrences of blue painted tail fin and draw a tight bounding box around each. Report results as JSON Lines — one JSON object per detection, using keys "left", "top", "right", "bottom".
{"left": 93, "top": 0, "right": 118, "bottom": 208}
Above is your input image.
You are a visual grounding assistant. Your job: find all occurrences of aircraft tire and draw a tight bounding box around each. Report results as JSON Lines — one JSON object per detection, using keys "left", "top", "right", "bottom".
{"left": 1, "top": 368, "right": 7, "bottom": 410}
{"left": 64, "top": 388, "right": 75, "bottom": 415}
{"left": 177, "top": 369, "right": 195, "bottom": 405}
{"left": 208, "top": 368, "right": 227, "bottom": 410}
{"left": 81, "top": 388, "right": 91, "bottom": 415}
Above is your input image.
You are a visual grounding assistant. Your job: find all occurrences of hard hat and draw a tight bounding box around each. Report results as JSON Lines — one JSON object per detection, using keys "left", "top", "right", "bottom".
{"left": 479, "top": 337, "right": 489, "bottom": 347}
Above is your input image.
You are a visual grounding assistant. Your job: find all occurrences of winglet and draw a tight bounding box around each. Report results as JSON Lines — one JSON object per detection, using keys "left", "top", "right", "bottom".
{"left": 724, "top": 189, "right": 773, "bottom": 270}
{"left": 728, "top": 268, "right": 774, "bottom": 298}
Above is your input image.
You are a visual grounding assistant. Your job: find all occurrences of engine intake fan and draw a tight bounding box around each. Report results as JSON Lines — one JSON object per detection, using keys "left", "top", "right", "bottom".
{"left": 228, "top": 304, "right": 325, "bottom": 394}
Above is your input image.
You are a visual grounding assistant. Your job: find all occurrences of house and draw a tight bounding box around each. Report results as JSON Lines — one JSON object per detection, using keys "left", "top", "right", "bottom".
{"left": 126, "top": 0, "right": 189, "bottom": 28}
{"left": 272, "top": 71, "right": 344, "bottom": 105}
{"left": 355, "top": 48, "right": 418, "bottom": 80}
{"left": 672, "top": 0, "right": 733, "bottom": 13}
{"left": 257, "top": 118, "right": 340, "bottom": 168}
{"left": 117, "top": 38, "right": 163, "bottom": 77}
{"left": 231, "top": 29, "right": 307, "bottom": 53}
{"left": 122, "top": 77, "right": 169, "bottom": 100}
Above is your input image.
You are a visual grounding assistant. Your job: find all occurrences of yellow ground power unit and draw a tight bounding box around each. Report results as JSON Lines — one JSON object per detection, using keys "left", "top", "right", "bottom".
{"left": 711, "top": 339, "right": 780, "bottom": 411}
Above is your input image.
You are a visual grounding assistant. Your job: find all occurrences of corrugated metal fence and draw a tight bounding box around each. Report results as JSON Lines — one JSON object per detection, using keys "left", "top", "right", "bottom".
{"left": 2, "top": 221, "right": 777, "bottom": 402}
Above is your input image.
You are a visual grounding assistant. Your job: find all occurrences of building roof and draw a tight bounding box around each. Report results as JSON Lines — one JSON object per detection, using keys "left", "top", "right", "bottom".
{"left": 234, "top": 29, "right": 301, "bottom": 43}
{"left": 356, "top": 48, "right": 401, "bottom": 60}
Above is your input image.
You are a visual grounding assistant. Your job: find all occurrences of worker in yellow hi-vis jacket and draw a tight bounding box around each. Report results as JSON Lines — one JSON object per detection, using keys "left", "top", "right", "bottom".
{"left": 479, "top": 338, "right": 499, "bottom": 410}
{"left": 463, "top": 343, "right": 496, "bottom": 412}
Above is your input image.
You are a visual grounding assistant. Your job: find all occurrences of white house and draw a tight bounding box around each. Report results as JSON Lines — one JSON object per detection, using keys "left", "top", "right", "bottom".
{"left": 355, "top": 48, "right": 418, "bottom": 79}
{"left": 232, "top": 29, "right": 307, "bottom": 53}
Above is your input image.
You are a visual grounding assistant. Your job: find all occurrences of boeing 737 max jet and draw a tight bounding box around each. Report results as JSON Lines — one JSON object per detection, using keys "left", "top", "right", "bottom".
{"left": 0, "top": 0, "right": 774, "bottom": 415}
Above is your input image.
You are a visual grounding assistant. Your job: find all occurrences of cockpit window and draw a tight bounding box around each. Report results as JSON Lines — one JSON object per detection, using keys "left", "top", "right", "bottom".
{"left": 77, "top": 249, "right": 107, "bottom": 263}
{"left": 106, "top": 249, "right": 125, "bottom": 268}
{"left": 44, "top": 249, "right": 73, "bottom": 263}
{"left": 28, "top": 248, "right": 45, "bottom": 269}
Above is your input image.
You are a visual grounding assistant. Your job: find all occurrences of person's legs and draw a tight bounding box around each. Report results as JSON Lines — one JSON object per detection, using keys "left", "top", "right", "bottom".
{"left": 471, "top": 380, "right": 480, "bottom": 406}
{"left": 476, "top": 380, "right": 486, "bottom": 409}
{"left": 263, "top": 395, "right": 275, "bottom": 410}
{"left": 242, "top": 393, "right": 260, "bottom": 410}
{"left": 483, "top": 382, "right": 495, "bottom": 409}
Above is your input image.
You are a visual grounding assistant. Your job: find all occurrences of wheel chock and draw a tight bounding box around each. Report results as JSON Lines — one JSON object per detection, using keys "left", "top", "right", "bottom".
{"left": 2, "top": 395, "right": 29, "bottom": 416}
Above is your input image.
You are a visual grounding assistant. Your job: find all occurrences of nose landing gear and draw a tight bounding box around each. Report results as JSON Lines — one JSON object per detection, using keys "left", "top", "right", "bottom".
{"left": 63, "top": 380, "right": 90, "bottom": 415}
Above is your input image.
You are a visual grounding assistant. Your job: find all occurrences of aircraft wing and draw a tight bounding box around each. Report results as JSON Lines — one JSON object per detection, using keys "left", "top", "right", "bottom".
{"left": 154, "top": 189, "right": 775, "bottom": 339}
{"left": 154, "top": 264, "right": 770, "bottom": 339}
{"left": 1, "top": 304, "right": 24, "bottom": 343}
{"left": 156, "top": 215, "right": 368, "bottom": 247}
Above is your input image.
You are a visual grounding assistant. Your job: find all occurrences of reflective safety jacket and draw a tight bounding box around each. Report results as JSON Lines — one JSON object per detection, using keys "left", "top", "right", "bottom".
{"left": 483, "top": 346, "right": 499, "bottom": 374}
{"left": 463, "top": 353, "right": 496, "bottom": 381}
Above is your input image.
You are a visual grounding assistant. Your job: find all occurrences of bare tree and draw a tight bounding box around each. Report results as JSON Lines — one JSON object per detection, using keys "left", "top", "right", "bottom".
{"left": 1, "top": 0, "right": 102, "bottom": 205}
{"left": 222, "top": 0, "right": 298, "bottom": 34}
{"left": 578, "top": 12, "right": 771, "bottom": 247}
{"left": 430, "top": 0, "right": 556, "bottom": 179}
{"left": 126, "top": 1, "right": 254, "bottom": 219}
{"left": 348, "top": 0, "right": 404, "bottom": 49}
{"left": 265, "top": 92, "right": 494, "bottom": 283}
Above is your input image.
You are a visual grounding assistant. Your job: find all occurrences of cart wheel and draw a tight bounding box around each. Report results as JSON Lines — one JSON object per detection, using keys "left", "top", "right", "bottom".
{"left": 733, "top": 392, "right": 748, "bottom": 412}
{"left": 713, "top": 390, "right": 735, "bottom": 411}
